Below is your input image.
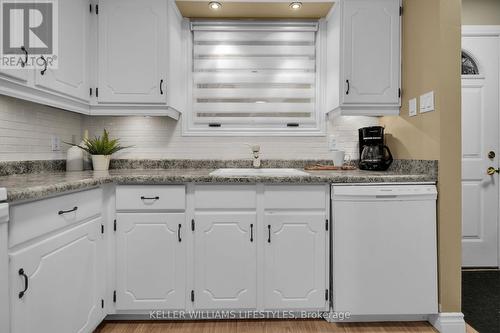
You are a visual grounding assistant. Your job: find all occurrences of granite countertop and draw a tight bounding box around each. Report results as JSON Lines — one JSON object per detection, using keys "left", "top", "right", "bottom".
{"left": 0, "top": 167, "right": 437, "bottom": 203}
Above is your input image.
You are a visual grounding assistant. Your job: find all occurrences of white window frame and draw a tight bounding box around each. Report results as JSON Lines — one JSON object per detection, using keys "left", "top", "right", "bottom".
{"left": 182, "top": 20, "right": 328, "bottom": 137}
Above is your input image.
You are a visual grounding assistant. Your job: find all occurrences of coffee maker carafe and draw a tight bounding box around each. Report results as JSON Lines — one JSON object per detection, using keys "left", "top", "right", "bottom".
{"left": 358, "top": 126, "right": 393, "bottom": 171}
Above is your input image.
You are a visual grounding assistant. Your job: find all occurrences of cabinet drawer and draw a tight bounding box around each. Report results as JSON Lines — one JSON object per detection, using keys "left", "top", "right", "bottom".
{"left": 195, "top": 185, "right": 256, "bottom": 209}
{"left": 116, "top": 185, "right": 185, "bottom": 211}
{"left": 9, "top": 188, "right": 102, "bottom": 248}
{"left": 264, "top": 185, "right": 327, "bottom": 210}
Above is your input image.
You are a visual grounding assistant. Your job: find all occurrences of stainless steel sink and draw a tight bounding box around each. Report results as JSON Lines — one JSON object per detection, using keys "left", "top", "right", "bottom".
{"left": 209, "top": 168, "right": 309, "bottom": 177}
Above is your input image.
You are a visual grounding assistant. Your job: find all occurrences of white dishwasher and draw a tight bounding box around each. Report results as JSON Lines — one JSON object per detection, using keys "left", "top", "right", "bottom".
{"left": 331, "top": 184, "right": 438, "bottom": 316}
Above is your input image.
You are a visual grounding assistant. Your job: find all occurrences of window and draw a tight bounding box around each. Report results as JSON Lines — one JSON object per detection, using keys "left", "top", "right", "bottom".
{"left": 184, "top": 21, "right": 325, "bottom": 136}
{"left": 462, "top": 51, "right": 479, "bottom": 75}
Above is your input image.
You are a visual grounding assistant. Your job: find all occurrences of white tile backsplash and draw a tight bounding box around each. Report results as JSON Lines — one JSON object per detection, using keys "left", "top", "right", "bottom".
{"left": 0, "top": 96, "right": 84, "bottom": 161}
{"left": 0, "top": 94, "right": 378, "bottom": 162}
{"left": 84, "top": 111, "right": 378, "bottom": 160}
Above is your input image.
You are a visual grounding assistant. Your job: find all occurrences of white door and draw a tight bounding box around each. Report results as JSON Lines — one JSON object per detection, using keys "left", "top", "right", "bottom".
{"left": 34, "top": 0, "right": 89, "bottom": 101}
{"left": 9, "top": 218, "right": 104, "bottom": 333}
{"left": 462, "top": 35, "right": 500, "bottom": 267}
{"left": 97, "top": 0, "right": 167, "bottom": 104}
{"left": 194, "top": 212, "right": 257, "bottom": 310}
{"left": 342, "top": 0, "right": 400, "bottom": 105}
{"left": 263, "top": 212, "right": 327, "bottom": 310}
{"left": 115, "top": 213, "right": 186, "bottom": 310}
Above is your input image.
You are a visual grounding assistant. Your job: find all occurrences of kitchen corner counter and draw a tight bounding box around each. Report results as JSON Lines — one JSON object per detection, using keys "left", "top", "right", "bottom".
{"left": 0, "top": 167, "right": 437, "bottom": 203}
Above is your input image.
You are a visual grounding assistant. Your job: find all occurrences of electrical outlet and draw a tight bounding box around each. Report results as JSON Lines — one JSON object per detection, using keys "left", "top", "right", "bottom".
{"left": 51, "top": 135, "right": 61, "bottom": 151}
{"left": 328, "top": 136, "right": 337, "bottom": 151}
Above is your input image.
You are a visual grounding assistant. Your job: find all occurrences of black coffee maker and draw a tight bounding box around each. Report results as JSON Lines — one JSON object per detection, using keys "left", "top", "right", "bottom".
{"left": 358, "top": 126, "right": 393, "bottom": 171}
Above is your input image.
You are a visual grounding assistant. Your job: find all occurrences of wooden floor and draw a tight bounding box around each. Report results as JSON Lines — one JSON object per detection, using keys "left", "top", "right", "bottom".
{"left": 95, "top": 320, "right": 479, "bottom": 333}
{"left": 94, "top": 320, "right": 442, "bottom": 333}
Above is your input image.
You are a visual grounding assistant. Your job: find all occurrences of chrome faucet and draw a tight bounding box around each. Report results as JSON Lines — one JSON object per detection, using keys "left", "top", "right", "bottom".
{"left": 248, "top": 145, "right": 261, "bottom": 168}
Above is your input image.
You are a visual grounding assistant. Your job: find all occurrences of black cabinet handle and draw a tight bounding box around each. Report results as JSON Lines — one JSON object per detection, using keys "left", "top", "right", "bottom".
{"left": 18, "top": 269, "right": 28, "bottom": 299}
{"left": 40, "top": 56, "right": 47, "bottom": 75}
{"left": 250, "top": 224, "right": 253, "bottom": 242}
{"left": 267, "top": 225, "right": 271, "bottom": 243}
{"left": 160, "top": 79, "right": 164, "bottom": 95}
{"left": 20, "top": 46, "right": 28, "bottom": 67}
{"left": 58, "top": 206, "right": 78, "bottom": 215}
{"left": 141, "top": 196, "right": 159, "bottom": 200}
{"left": 178, "top": 224, "right": 182, "bottom": 242}
{"left": 346, "top": 79, "right": 350, "bottom": 95}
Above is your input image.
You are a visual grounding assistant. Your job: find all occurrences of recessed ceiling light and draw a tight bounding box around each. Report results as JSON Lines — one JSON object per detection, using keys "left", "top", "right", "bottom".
{"left": 209, "top": 1, "right": 222, "bottom": 10}
{"left": 289, "top": 2, "right": 302, "bottom": 10}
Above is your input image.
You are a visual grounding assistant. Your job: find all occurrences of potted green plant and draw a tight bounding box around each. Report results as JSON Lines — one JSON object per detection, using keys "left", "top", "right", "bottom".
{"left": 66, "top": 129, "right": 131, "bottom": 171}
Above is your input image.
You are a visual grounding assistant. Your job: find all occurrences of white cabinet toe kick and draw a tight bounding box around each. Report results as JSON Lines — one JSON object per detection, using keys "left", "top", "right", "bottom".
{"left": 0, "top": 183, "right": 449, "bottom": 333}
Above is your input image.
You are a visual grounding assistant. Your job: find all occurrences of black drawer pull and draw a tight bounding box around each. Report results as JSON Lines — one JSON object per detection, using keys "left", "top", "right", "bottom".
{"left": 346, "top": 79, "right": 350, "bottom": 95}
{"left": 178, "top": 224, "right": 182, "bottom": 242}
{"left": 58, "top": 206, "right": 78, "bottom": 215}
{"left": 140, "top": 196, "right": 159, "bottom": 200}
{"left": 267, "top": 225, "right": 271, "bottom": 243}
{"left": 160, "top": 79, "right": 164, "bottom": 95}
{"left": 18, "top": 269, "right": 28, "bottom": 299}
{"left": 250, "top": 224, "right": 253, "bottom": 242}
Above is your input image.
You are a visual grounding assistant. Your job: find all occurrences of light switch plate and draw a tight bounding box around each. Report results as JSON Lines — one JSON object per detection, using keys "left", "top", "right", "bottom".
{"left": 409, "top": 98, "right": 417, "bottom": 117}
{"left": 51, "top": 135, "right": 61, "bottom": 151}
{"left": 419, "top": 91, "right": 435, "bottom": 113}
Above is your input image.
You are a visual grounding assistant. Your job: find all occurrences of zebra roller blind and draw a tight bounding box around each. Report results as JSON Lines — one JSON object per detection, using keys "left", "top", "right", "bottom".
{"left": 190, "top": 21, "right": 320, "bottom": 133}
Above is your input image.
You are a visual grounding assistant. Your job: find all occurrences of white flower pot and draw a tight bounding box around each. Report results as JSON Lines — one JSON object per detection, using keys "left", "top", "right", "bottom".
{"left": 91, "top": 155, "right": 111, "bottom": 171}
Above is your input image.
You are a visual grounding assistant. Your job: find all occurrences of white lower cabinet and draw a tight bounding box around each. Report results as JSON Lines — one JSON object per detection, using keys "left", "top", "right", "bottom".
{"left": 115, "top": 213, "right": 186, "bottom": 310}
{"left": 264, "top": 212, "right": 328, "bottom": 310}
{"left": 9, "top": 218, "right": 104, "bottom": 333}
{"left": 194, "top": 212, "right": 257, "bottom": 310}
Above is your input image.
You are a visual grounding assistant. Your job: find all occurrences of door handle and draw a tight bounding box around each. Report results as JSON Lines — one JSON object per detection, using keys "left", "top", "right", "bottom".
{"left": 250, "top": 224, "right": 253, "bottom": 242}
{"left": 487, "top": 167, "right": 499, "bottom": 175}
{"left": 20, "top": 46, "right": 28, "bottom": 67}
{"left": 178, "top": 224, "right": 182, "bottom": 242}
{"left": 267, "top": 225, "right": 271, "bottom": 243}
{"left": 345, "top": 79, "right": 350, "bottom": 95}
{"left": 40, "top": 56, "right": 47, "bottom": 75}
{"left": 160, "top": 79, "right": 164, "bottom": 95}
{"left": 18, "top": 269, "right": 28, "bottom": 298}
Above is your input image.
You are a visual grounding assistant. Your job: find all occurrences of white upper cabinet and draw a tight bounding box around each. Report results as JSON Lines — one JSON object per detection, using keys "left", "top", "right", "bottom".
{"left": 327, "top": 0, "right": 401, "bottom": 116}
{"left": 115, "top": 213, "right": 186, "bottom": 310}
{"left": 194, "top": 212, "right": 257, "bottom": 310}
{"left": 34, "top": 0, "right": 90, "bottom": 101}
{"left": 97, "top": 0, "right": 167, "bottom": 104}
{"left": 263, "top": 212, "right": 328, "bottom": 311}
{"left": 9, "top": 218, "right": 104, "bottom": 333}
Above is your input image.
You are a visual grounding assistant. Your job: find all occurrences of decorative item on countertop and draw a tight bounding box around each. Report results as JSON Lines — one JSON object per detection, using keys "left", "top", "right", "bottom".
{"left": 65, "top": 129, "right": 132, "bottom": 171}
{"left": 304, "top": 164, "right": 356, "bottom": 171}
{"left": 82, "top": 129, "right": 92, "bottom": 170}
{"left": 66, "top": 144, "right": 83, "bottom": 171}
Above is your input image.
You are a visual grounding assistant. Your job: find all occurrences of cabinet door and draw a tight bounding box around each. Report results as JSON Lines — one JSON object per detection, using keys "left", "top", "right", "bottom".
{"left": 97, "top": 0, "right": 167, "bottom": 104}
{"left": 9, "top": 218, "right": 104, "bottom": 333}
{"left": 116, "top": 213, "right": 186, "bottom": 310}
{"left": 34, "top": 0, "right": 89, "bottom": 101}
{"left": 342, "top": 0, "right": 400, "bottom": 105}
{"left": 264, "top": 212, "right": 327, "bottom": 310}
{"left": 194, "top": 212, "right": 257, "bottom": 310}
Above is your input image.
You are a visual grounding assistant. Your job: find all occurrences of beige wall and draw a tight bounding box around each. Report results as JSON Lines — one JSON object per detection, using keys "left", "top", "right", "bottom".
{"left": 381, "top": 0, "right": 462, "bottom": 312}
{"left": 462, "top": 0, "right": 500, "bottom": 25}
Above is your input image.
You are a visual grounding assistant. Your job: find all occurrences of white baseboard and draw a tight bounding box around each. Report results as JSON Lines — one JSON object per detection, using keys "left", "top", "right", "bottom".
{"left": 323, "top": 312, "right": 466, "bottom": 333}
{"left": 429, "top": 313, "right": 466, "bottom": 333}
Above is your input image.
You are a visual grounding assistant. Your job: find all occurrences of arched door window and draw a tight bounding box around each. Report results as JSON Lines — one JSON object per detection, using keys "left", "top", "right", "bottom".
{"left": 462, "top": 51, "right": 480, "bottom": 75}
